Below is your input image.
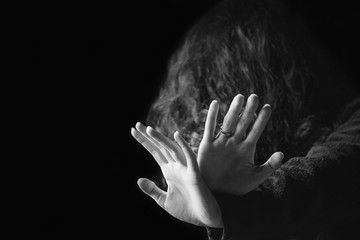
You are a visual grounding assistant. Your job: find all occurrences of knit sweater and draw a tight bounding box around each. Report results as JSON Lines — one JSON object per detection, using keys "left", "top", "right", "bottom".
{"left": 207, "top": 98, "right": 360, "bottom": 240}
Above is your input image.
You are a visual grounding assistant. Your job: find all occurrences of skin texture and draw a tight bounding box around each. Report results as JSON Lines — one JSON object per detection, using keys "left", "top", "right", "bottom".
{"left": 131, "top": 123, "right": 223, "bottom": 228}
{"left": 131, "top": 94, "right": 283, "bottom": 227}
{"left": 198, "top": 94, "right": 284, "bottom": 195}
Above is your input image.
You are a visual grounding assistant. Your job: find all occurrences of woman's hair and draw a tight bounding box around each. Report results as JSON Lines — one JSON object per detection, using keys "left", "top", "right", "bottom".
{"left": 146, "top": 0, "right": 345, "bottom": 163}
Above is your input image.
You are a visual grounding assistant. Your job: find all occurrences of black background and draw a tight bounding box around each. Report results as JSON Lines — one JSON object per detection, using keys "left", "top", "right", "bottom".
{"left": 32, "top": 0, "right": 359, "bottom": 239}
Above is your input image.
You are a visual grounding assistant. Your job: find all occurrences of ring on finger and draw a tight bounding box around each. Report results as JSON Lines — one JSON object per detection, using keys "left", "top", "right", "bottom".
{"left": 215, "top": 126, "right": 234, "bottom": 138}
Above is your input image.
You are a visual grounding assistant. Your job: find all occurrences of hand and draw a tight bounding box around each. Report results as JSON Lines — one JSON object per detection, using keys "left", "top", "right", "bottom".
{"left": 131, "top": 122, "right": 223, "bottom": 228}
{"left": 198, "top": 94, "right": 284, "bottom": 195}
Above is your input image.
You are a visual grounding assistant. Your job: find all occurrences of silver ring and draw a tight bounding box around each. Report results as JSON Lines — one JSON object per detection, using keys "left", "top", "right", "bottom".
{"left": 214, "top": 112, "right": 258, "bottom": 139}
{"left": 215, "top": 126, "right": 234, "bottom": 138}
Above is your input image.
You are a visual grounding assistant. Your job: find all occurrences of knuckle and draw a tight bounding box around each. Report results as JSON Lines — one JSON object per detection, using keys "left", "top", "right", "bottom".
{"left": 251, "top": 128, "right": 260, "bottom": 136}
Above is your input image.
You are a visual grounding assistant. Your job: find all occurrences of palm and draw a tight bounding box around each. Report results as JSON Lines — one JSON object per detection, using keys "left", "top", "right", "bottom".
{"left": 161, "top": 163, "right": 212, "bottom": 225}
{"left": 198, "top": 136, "right": 259, "bottom": 194}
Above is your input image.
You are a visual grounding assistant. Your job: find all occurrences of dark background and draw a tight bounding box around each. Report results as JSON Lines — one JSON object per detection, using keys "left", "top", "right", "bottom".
{"left": 32, "top": 0, "right": 359, "bottom": 239}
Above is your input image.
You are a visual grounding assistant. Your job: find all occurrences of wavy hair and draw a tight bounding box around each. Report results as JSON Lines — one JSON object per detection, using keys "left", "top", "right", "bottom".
{"left": 146, "top": 0, "right": 338, "bottom": 163}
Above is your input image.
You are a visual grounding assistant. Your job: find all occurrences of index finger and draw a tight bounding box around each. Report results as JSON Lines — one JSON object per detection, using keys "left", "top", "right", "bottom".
{"left": 203, "top": 100, "right": 219, "bottom": 142}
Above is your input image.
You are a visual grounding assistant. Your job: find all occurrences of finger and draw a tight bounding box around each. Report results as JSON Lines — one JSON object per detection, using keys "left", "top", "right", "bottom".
{"left": 233, "top": 94, "right": 259, "bottom": 142}
{"left": 203, "top": 100, "right": 219, "bottom": 142}
{"left": 137, "top": 178, "right": 166, "bottom": 209}
{"left": 146, "top": 126, "right": 185, "bottom": 165}
{"left": 146, "top": 126, "right": 177, "bottom": 163}
{"left": 135, "top": 122, "right": 157, "bottom": 146}
{"left": 258, "top": 152, "right": 284, "bottom": 177}
{"left": 245, "top": 104, "right": 271, "bottom": 144}
{"left": 135, "top": 122, "right": 174, "bottom": 163}
{"left": 135, "top": 122, "right": 171, "bottom": 157}
{"left": 131, "top": 127, "right": 168, "bottom": 165}
{"left": 174, "top": 131, "right": 198, "bottom": 171}
{"left": 218, "top": 94, "right": 244, "bottom": 142}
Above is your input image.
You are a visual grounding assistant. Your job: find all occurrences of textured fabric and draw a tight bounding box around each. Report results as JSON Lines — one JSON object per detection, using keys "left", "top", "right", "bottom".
{"left": 207, "top": 97, "right": 360, "bottom": 240}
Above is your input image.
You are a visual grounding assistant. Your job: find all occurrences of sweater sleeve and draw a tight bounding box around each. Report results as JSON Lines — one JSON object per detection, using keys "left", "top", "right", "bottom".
{"left": 207, "top": 103, "right": 360, "bottom": 240}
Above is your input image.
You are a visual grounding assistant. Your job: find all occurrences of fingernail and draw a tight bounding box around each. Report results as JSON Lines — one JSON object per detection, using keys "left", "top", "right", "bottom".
{"left": 146, "top": 126, "right": 152, "bottom": 133}
{"left": 175, "top": 131, "right": 183, "bottom": 139}
{"left": 130, "top": 127, "right": 135, "bottom": 134}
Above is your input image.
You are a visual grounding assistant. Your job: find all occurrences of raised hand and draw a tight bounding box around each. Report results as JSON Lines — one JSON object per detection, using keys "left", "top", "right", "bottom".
{"left": 131, "top": 122, "right": 223, "bottom": 227}
{"left": 198, "top": 94, "right": 284, "bottom": 195}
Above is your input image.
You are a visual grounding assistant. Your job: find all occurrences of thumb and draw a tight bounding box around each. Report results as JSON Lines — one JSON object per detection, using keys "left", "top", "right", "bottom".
{"left": 267, "top": 151, "right": 284, "bottom": 170}
{"left": 137, "top": 178, "right": 166, "bottom": 208}
{"left": 258, "top": 151, "right": 284, "bottom": 176}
